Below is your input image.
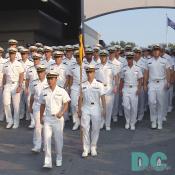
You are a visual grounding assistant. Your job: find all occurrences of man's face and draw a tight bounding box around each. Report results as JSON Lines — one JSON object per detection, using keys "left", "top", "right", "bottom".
{"left": 75, "top": 56, "right": 81, "bottom": 64}
{"left": 86, "top": 71, "right": 95, "bottom": 79}
{"left": 47, "top": 77, "right": 57, "bottom": 87}
{"left": 44, "top": 51, "right": 52, "bottom": 59}
{"left": 33, "top": 58, "right": 40, "bottom": 65}
{"left": 55, "top": 55, "right": 63, "bottom": 65}
{"left": 93, "top": 50, "right": 99, "bottom": 57}
{"left": 86, "top": 53, "right": 93, "bottom": 60}
{"left": 21, "top": 52, "right": 29, "bottom": 60}
{"left": 9, "top": 44, "right": 17, "bottom": 48}
{"left": 143, "top": 51, "right": 149, "bottom": 57}
{"left": 152, "top": 49, "right": 161, "bottom": 57}
{"left": 100, "top": 55, "right": 107, "bottom": 64}
{"left": 115, "top": 50, "right": 120, "bottom": 57}
{"left": 0, "top": 52, "right": 3, "bottom": 57}
{"left": 66, "top": 50, "right": 73, "bottom": 58}
{"left": 127, "top": 58, "right": 133, "bottom": 65}
{"left": 37, "top": 71, "right": 46, "bottom": 80}
{"left": 9, "top": 52, "right": 16, "bottom": 59}
{"left": 134, "top": 52, "right": 141, "bottom": 60}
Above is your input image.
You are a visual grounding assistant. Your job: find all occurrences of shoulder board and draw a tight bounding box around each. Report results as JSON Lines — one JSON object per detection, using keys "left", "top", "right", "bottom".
{"left": 96, "top": 80, "right": 102, "bottom": 83}
{"left": 43, "top": 86, "right": 49, "bottom": 90}
{"left": 136, "top": 64, "right": 142, "bottom": 68}
{"left": 82, "top": 81, "right": 87, "bottom": 83}
{"left": 29, "top": 65, "right": 34, "bottom": 69}
{"left": 31, "top": 79, "right": 39, "bottom": 83}
{"left": 63, "top": 62, "right": 68, "bottom": 65}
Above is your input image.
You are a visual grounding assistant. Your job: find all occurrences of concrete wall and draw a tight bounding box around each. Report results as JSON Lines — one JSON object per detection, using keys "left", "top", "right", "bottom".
{"left": 0, "top": 10, "right": 63, "bottom": 49}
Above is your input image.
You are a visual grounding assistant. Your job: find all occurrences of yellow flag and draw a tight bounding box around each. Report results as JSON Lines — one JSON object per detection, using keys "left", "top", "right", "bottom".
{"left": 79, "top": 33, "right": 85, "bottom": 65}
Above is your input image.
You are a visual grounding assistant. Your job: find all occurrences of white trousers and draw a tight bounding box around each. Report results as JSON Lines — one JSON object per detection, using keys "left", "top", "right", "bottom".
{"left": 19, "top": 87, "right": 30, "bottom": 120}
{"left": 3, "top": 83, "right": 21, "bottom": 125}
{"left": 137, "top": 87, "right": 145, "bottom": 120}
{"left": 123, "top": 87, "right": 138, "bottom": 126}
{"left": 33, "top": 111, "right": 42, "bottom": 149}
{"left": 70, "top": 89, "right": 80, "bottom": 124}
{"left": 0, "top": 87, "right": 4, "bottom": 121}
{"left": 81, "top": 106, "right": 101, "bottom": 152}
{"left": 112, "top": 92, "right": 120, "bottom": 119}
{"left": 148, "top": 81, "right": 166, "bottom": 124}
{"left": 101, "top": 93, "right": 114, "bottom": 128}
{"left": 44, "top": 117, "right": 64, "bottom": 165}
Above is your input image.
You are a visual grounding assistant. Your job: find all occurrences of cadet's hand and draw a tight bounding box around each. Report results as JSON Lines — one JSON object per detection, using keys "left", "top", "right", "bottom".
{"left": 16, "top": 86, "right": 21, "bottom": 93}
{"left": 113, "top": 86, "right": 117, "bottom": 94}
{"left": 25, "top": 88, "right": 29, "bottom": 96}
{"left": 56, "top": 111, "right": 64, "bottom": 119}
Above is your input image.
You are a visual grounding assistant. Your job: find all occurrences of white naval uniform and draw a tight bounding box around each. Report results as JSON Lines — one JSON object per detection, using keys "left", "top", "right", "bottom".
{"left": 163, "top": 54, "right": 174, "bottom": 115}
{"left": 67, "top": 63, "right": 87, "bottom": 126}
{"left": 145, "top": 57, "right": 170, "bottom": 127}
{"left": 30, "top": 78, "right": 48, "bottom": 150}
{"left": 0, "top": 58, "right": 7, "bottom": 121}
{"left": 48, "top": 63, "right": 68, "bottom": 88}
{"left": 42, "top": 58, "right": 55, "bottom": 69}
{"left": 121, "top": 65, "right": 143, "bottom": 127}
{"left": 118, "top": 56, "right": 127, "bottom": 116}
{"left": 26, "top": 65, "right": 39, "bottom": 126}
{"left": 19, "top": 59, "right": 33, "bottom": 119}
{"left": 95, "top": 61, "right": 117, "bottom": 129}
{"left": 3, "top": 60, "right": 24, "bottom": 127}
{"left": 39, "top": 86, "right": 70, "bottom": 166}
{"left": 81, "top": 79, "right": 105, "bottom": 153}
{"left": 134, "top": 58, "right": 146, "bottom": 121}
{"left": 109, "top": 58, "right": 121, "bottom": 121}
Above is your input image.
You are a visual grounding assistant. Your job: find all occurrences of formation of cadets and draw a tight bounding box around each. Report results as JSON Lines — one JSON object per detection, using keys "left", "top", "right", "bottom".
{"left": 0, "top": 39, "right": 174, "bottom": 168}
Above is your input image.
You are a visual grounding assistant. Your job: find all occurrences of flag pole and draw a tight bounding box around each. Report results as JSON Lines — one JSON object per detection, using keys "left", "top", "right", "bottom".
{"left": 166, "top": 13, "right": 168, "bottom": 47}
{"left": 79, "top": 0, "right": 85, "bottom": 147}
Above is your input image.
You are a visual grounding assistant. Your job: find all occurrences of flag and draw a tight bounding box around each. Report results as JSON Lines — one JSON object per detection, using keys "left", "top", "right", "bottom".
{"left": 79, "top": 33, "right": 85, "bottom": 65}
{"left": 167, "top": 17, "right": 175, "bottom": 30}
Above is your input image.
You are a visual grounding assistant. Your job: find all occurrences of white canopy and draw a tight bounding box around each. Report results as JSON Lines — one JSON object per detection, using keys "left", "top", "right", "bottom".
{"left": 84, "top": 0, "right": 175, "bottom": 21}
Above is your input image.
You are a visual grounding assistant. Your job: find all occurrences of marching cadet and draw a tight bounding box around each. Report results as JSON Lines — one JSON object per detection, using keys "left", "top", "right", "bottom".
{"left": 29, "top": 46, "right": 38, "bottom": 61}
{"left": 84, "top": 48, "right": 97, "bottom": 66}
{"left": 143, "top": 47, "right": 151, "bottom": 60}
{"left": 3, "top": 47, "right": 24, "bottom": 129}
{"left": 133, "top": 47, "right": 146, "bottom": 121}
{"left": 19, "top": 48, "right": 33, "bottom": 120}
{"left": 161, "top": 47, "right": 174, "bottom": 115}
{"left": 78, "top": 65, "right": 106, "bottom": 157}
{"left": 67, "top": 50, "right": 87, "bottom": 130}
{"left": 63, "top": 45, "right": 76, "bottom": 66}
{"left": 42, "top": 46, "right": 55, "bottom": 68}
{"left": 6, "top": 39, "right": 22, "bottom": 60}
{"left": 108, "top": 46, "right": 121, "bottom": 122}
{"left": 48, "top": 51, "right": 68, "bottom": 89}
{"left": 93, "top": 47, "right": 101, "bottom": 64}
{"left": 96, "top": 50, "right": 119, "bottom": 131}
{"left": 120, "top": 52, "right": 142, "bottom": 130}
{"left": 114, "top": 45, "right": 127, "bottom": 66}
{"left": 0, "top": 47, "right": 6, "bottom": 121}
{"left": 26, "top": 53, "right": 43, "bottom": 128}
{"left": 30, "top": 65, "right": 48, "bottom": 153}
{"left": 144, "top": 44, "right": 171, "bottom": 130}
{"left": 40, "top": 70, "right": 70, "bottom": 168}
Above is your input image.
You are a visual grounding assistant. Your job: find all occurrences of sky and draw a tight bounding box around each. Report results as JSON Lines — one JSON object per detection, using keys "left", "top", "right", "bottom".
{"left": 86, "top": 8, "right": 175, "bottom": 47}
